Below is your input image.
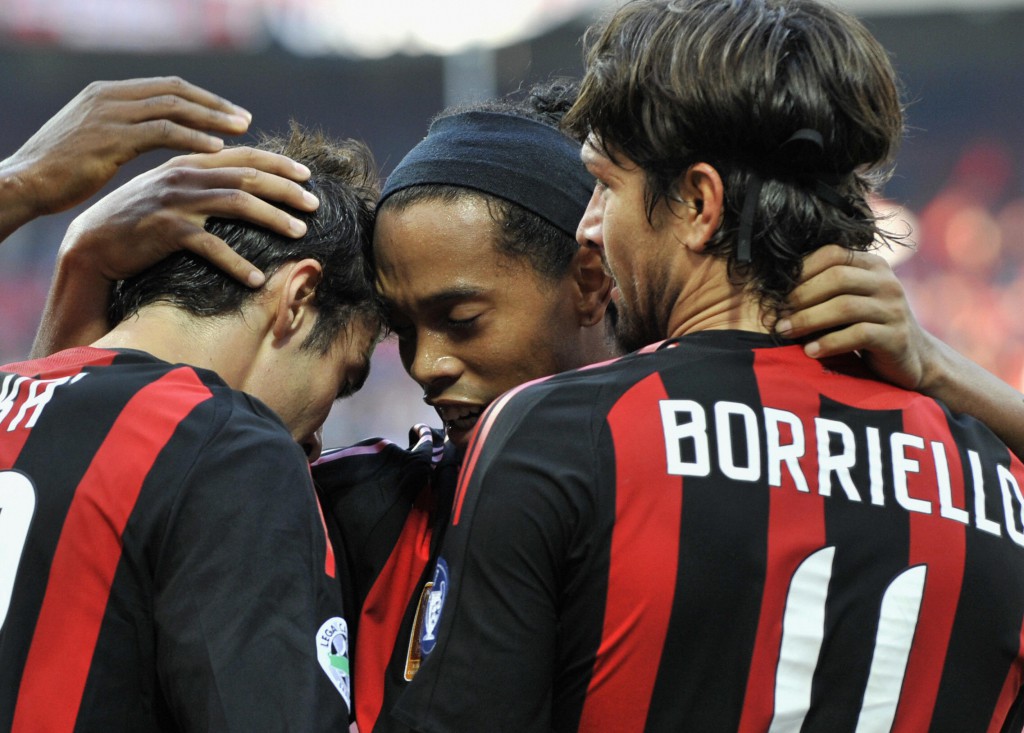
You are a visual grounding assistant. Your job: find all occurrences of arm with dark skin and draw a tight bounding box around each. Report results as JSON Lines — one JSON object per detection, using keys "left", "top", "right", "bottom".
{"left": 0, "top": 76, "right": 255, "bottom": 243}
{"left": 31, "top": 146, "right": 319, "bottom": 357}
{"left": 779, "top": 245, "right": 1024, "bottom": 459}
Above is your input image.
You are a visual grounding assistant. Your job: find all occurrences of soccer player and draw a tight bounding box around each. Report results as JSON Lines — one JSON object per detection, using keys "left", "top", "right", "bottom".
{"left": 393, "top": 2, "right": 1024, "bottom": 731}
{"left": 0, "top": 76, "right": 260, "bottom": 247}
{"left": 0, "top": 126, "right": 381, "bottom": 732}
{"left": 315, "top": 81, "right": 619, "bottom": 733}
{"left": 32, "top": 82, "right": 1024, "bottom": 733}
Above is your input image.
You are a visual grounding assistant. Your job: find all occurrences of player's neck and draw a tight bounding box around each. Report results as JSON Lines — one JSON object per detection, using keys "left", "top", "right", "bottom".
{"left": 666, "top": 258, "right": 770, "bottom": 338}
{"left": 92, "top": 304, "right": 259, "bottom": 387}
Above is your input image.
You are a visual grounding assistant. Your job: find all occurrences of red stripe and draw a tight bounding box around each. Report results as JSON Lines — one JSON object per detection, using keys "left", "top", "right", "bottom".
{"left": 891, "top": 399, "right": 966, "bottom": 730}
{"left": 738, "top": 348, "right": 828, "bottom": 729}
{"left": 309, "top": 465, "right": 336, "bottom": 579}
{"left": 987, "top": 617, "right": 1024, "bottom": 733}
{"left": 451, "top": 382, "right": 531, "bottom": 526}
{"left": 355, "top": 485, "right": 433, "bottom": 732}
{"left": 2, "top": 346, "right": 117, "bottom": 378}
{"left": 12, "top": 367, "right": 212, "bottom": 732}
{"left": 577, "top": 373, "right": 681, "bottom": 730}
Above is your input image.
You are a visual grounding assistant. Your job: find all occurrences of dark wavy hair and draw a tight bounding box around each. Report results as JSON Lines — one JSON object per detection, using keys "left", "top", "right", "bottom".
{"left": 111, "top": 123, "right": 383, "bottom": 353}
{"left": 378, "top": 78, "right": 582, "bottom": 282}
{"left": 564, "top": 0, "right": 905, "bottom": 314}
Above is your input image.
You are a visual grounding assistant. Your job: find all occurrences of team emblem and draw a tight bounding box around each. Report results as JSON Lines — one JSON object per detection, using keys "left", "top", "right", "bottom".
{"left": 316, "top": 617, "right": 351, "bottom": 709}
{"left": 419, "top": 558, "right": 449, "bottom": 657}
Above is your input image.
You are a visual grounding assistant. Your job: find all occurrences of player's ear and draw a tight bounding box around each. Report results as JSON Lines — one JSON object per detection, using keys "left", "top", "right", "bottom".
{"left": 572, "top": 243, "right": 613, "bottom": 327}
{"left": 270, "top": 258, "right": 323, "bottom": 341}
{"left": 672, "top": 162, "right": 724, "bottom": 253}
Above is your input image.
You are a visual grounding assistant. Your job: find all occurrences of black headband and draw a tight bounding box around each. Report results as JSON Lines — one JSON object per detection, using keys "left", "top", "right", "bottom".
{"left": 378, "top": 111, "right": 592, "bottom": 238}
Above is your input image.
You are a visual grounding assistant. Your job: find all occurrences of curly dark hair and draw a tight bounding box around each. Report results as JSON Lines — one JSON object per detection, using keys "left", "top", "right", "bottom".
{"left": 564, "top": 0, "right": 906, "bottom": 315}
{"left": 111, "top": 123, "right": 383, "bottom": 354}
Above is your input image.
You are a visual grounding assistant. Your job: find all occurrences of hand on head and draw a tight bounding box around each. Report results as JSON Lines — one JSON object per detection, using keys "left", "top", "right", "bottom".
{"left": 2, "top": 76, "right": 254, "bottom": 223}
{"left": 61, "top": 145, "right": 319, "bottom": 289}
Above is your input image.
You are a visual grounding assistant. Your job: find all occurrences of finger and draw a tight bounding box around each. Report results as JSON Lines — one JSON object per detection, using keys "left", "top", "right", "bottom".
{"left": 802, "top": 322, "right": 887, "bottom": 359}
{"left": 109, "top": 118, "right": 230, "bottom": 156}
{"left": 129, "top": 94, "right": 250, "bottom": 135}
{"left": 798, "top": 245, "right": 888, "bottom": 283}
{"left": 787, "top": 265, "right": 877, "bottom": 313}
{"left": 175, "top": 185, "right": 311, "bottom": 237}
{"left": 180, "top": 229, "right": 266, "bottom": 288}
{"left": 174, "top": 165, "right": 319, "bottom": 216}
{"left": 788, "top": 251, "right": 897, "bottom": 312}
{"left": 97, "top": 76, "right": 251, "bottom": 122}
{"left": 165, "top": 147, "right": 313, "bottom": 185}
{"left": 797, "top": 244, "right": 856, "bottom": 281}
{"left": 778, "top": 293, "right": 891, "bottom": 340}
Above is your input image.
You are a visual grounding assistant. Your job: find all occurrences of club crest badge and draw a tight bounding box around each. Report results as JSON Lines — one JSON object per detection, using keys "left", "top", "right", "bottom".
{"left": 316, "top": 617, "right": 351, "bottom": 710}
{"left": 419, "top": 557, "right": 449, "bottom": 657}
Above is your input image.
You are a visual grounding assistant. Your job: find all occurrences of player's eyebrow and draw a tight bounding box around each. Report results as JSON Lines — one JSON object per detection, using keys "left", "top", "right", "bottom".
{"left": 381, "top": 285, "right": 487, "bottom": 314}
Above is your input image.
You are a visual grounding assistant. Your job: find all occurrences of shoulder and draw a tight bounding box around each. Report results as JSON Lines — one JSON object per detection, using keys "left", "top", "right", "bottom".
{"left": 474, "top": 348, "right": 667, "bottom": 445}
{"left": 314, "top": 424, "right": 444, "bottom": 493}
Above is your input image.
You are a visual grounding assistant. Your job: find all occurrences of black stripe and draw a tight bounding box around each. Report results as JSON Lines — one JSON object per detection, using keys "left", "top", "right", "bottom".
{"left": 645, "top": 346, "right": 769, "bottom": 731}
{"left": 806, "top": 398, "right": 910, "bottom": 733}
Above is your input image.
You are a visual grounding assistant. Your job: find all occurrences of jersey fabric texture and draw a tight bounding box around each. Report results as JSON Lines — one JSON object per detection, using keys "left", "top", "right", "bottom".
{"left": 0, "top": 347, "right": 351, "bottom": 733}
{"left": 393, "top": 330, "right": 1024, "bottom": 733}
{"left": 314, "top": 424, "right": 460, "bottom": 733}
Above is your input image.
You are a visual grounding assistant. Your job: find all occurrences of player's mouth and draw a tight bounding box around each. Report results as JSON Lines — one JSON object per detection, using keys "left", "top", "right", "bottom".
{"left": 434, "top": 403, "right": 487, "bottom": 448}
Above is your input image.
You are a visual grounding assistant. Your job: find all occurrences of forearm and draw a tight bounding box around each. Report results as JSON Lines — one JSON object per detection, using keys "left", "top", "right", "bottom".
{"left": 31, "top": 242, "right": 113, "bottom": 357}
{"left": 920, "top": 333, "right": 1024, "bottom": 460}
{"left": 0, "top": 161, "right": 40, "bottom": 244}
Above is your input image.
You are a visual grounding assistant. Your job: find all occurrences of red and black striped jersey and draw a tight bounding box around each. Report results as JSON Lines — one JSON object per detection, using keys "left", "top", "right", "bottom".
{"left": 394, "top": 330, "right": 1024, "bottom": 733}
{"left": 0, "top": 347, "right": 351, "bottom": 732}
{"left": 314, "top": 424, "right": 460, "bottom": 733}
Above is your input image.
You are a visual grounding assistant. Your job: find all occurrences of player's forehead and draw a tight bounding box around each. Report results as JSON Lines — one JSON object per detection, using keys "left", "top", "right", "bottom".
{"left": 373, "top": 198, "right": 545, "bottom": 309}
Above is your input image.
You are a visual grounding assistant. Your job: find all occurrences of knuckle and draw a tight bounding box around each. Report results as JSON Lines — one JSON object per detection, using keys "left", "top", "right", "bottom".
{"left": 156, "top": 118, "right": 176, "bottom": 139}
{"left": 81, "top": 80, "right": 109, "bottom": 99}
{"left": 224, "top": 189, "right": 248, "bottom": 208}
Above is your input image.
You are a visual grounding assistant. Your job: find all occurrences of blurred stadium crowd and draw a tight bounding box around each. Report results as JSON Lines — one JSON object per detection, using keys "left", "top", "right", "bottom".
{"left": 0, "top": 2, "right": 1021, "bottom": 444}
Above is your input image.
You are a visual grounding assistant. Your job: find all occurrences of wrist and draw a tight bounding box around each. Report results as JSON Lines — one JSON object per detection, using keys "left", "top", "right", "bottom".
{"left": 914, "top": 331, "right": 954, "bottom": 398}
{"left": 0, "top": 158, "right": 42, "bottom": 229}
{"left": 56, "top": 227, "right": 113, "bottom": 289}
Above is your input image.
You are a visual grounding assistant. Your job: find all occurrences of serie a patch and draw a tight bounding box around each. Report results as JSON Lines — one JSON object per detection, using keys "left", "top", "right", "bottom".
{"left": 316, "top": 616, "right": 351, "bottom": 710}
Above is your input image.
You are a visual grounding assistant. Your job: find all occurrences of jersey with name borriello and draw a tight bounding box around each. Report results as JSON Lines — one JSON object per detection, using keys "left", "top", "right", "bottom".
{"left": 0, "top": 347, "right": 351, "bottom": 733}
{"left": 394, "top": 330, "right": 1024, "bottom": 733}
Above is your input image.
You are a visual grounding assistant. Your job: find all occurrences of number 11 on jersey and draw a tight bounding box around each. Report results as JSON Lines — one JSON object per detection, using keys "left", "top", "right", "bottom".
{"left": 769, "top": 546, "right": 926, "bottom": 732}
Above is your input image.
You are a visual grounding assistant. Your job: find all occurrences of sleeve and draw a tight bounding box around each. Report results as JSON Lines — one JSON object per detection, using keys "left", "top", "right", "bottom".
{"left": 392, "top": 384, "right": 603, "bottom": 733}
{"left": 153, "top": 396, "right": 351, "bottom": 733}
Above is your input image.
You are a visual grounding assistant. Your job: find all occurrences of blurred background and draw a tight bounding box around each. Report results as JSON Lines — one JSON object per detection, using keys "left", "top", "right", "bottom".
{"left": 0, "top": 0, "right": 1021, "bottom": 447}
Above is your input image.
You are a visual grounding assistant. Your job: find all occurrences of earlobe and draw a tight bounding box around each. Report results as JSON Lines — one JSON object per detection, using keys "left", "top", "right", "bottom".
{"left": 573, "top": 244, "right": 614, "bottom": 326}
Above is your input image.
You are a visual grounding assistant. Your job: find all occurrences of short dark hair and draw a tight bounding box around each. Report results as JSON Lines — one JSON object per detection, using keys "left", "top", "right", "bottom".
{"left": 378, "top": 79, "right": 581, "bottom": 282}
{"left": 564, "top": 0, "right": 905, "bottom": 313}
{"left": 111, "top": 124, "right": 382, "bottom": 353}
